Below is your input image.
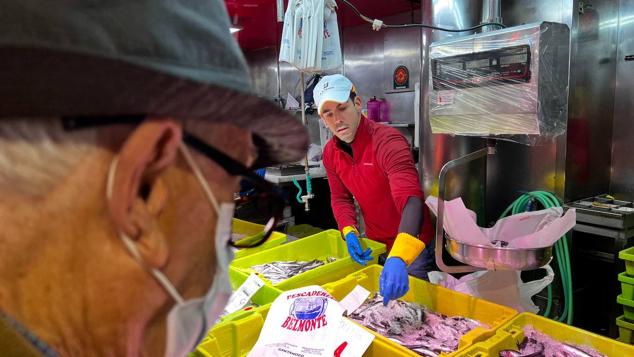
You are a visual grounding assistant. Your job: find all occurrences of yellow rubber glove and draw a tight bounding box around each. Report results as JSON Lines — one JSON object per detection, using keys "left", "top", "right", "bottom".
{"left": 387, "top": 232, "right": 425, "bottom": 266}
{"left": 342, "top": 226, "right": 359, "bottom": 237}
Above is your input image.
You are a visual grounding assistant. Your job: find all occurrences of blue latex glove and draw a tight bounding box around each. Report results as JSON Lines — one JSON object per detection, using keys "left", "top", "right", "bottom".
{"left": 345, "top": 231, "right": 372, "bottom": 265}
{"left": 379, "top": 257, "right": 409, "bottom": 305}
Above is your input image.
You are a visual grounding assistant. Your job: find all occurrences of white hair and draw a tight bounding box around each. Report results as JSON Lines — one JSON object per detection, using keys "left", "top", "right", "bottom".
{"left": 0, "top": 118, "right": 98, "bottom": 197}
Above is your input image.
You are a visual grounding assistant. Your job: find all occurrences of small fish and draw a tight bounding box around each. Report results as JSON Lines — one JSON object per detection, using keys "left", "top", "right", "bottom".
{"left": 500, "top": 326, "right": 606, "bottom": 357}
{"left": 251, "top": 259, "right": 325, "bottom": 284}
{"left": 499, "top": 351, "right": 521, "bottom": 357}
{"left": 409, "top": 345, "right": 439, "bottom": 357}
{"left": 499, "top": 350, "right": 544, "bottom": 357}
{"left": 388, "top": 338, "right": 439, "bottom": 357}
{"left": 562, "top": 344, "right": 594, "bottom": 357}
{"left": 350, "top": 294, "right": 481, "bottom": 355}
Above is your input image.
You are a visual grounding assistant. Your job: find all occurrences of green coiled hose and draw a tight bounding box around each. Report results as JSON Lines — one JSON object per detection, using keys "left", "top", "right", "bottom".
{"left": 499, "top": 191, "right": 573, "bottom": 324}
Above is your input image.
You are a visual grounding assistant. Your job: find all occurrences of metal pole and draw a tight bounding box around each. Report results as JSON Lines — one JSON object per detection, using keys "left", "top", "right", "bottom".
{"left": 481, "top": 0, "right": 502, "bottom": 32}
{"left": 435, "top": 141, "right": 497, "bottom": 273}
{"left": 435, "top": 148, "right": 488, "bottom": 273}
{"left": 418, "top": 0, "right": 431, "bottom": 183}
{"left": 300, "top": 72, "right": 311, "bottom": 211}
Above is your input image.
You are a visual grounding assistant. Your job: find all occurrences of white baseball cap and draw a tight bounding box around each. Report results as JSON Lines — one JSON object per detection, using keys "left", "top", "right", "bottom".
{"left": 313, "top": 74, "right": 356, "bottom": 115}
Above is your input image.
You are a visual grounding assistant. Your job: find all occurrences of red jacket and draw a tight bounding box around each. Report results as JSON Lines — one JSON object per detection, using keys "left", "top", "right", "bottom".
{"left": 323, "top": 116, "right": 434, "bottom": 250}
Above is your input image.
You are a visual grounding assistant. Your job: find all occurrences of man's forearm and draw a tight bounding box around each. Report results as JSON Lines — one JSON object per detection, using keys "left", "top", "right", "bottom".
{"left": 398, "top": 196, "right": 423, "bottom": 236}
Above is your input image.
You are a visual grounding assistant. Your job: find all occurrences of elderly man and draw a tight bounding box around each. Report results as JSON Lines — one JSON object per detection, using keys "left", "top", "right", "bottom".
{"left": 0, "top": 1, "right": 307, "bottom": 356}
{"left": 314, "top": 74, "right": 435, "bottom": 305}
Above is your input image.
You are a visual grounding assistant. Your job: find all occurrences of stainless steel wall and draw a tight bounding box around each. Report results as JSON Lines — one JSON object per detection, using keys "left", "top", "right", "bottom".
{"left": 246, "top": 47, "right": 279, "bottom": 102}
{"left": 343, "top": 11, "right": 421, "bottom": 125}
{"left": 485, "top": 0, "right": 574, "bottom": 219}
{"left": 484, "top": 0, "right": 617, "bottom": 219}
{"left": 245, "top": 46, "right": 330, "bottom": 146}
{"left": 420, "top": 0, "right": 487, "bottom": 222}
{"left": 611, "top": 0, "right": 634, "bottom": 200}
{"left": 245, "top": 11, "right": 423, "bottom": 145}
{"left": 341, "top": 17, "right": 385, "bottom": 109}
{"left": 565, "top": 0, "right": 618, "bottom": 201}
{"left": 244, "top": 47, "right": 317, "bottom": 115}
{"left": 245, "top": 11, "right": 423, "bottom": 124}
{"left": 246, "top": 0, "right": 618, "bottom": 214}
{"left": 419, "top": 0, "right": 617, "bottom": 221}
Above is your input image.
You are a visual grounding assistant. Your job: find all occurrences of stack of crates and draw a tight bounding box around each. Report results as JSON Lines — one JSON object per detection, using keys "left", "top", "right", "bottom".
{"left": 617, "top": 246, "right": 634, "bottom": 344}
{"left": 227, "top": 229, "right": 386, "bottom": 310}
{"left": 195, "top": 265, "right": 518, "bottom": 357}
{"left": 194, "top": 223, "right": 634, "bottom": 356}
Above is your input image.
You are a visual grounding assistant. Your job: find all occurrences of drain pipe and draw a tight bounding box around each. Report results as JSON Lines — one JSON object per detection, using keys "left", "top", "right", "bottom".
{"left": 481, "top": 0, "right": 502, "bottom": 32}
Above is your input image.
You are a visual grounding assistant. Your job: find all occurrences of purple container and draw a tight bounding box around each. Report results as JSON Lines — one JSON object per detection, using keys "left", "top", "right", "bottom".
{"left": 367, "top": 96, "right": 381, "bottom": 122}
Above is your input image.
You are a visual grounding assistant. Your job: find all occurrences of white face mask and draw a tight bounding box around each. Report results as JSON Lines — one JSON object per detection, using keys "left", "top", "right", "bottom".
{"left": 163, "top": 201, "right": 235, "bottom": 357}
{"left": 106, "top": 144, "right": 236, "bottom": 357}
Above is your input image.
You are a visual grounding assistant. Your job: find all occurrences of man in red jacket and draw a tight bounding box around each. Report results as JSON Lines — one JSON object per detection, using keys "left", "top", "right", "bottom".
{"left": 314, "top": 74, "right": 435, "bottom": 305}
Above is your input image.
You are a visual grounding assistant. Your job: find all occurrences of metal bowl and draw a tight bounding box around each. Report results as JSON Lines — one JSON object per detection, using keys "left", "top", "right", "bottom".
{"left": 445, "top": 237, "right": 553, "bottom": 270}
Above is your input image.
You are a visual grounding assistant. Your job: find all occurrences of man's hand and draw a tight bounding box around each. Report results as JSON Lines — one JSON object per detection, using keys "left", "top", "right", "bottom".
{"left": 343, "top": 227, "right": 372, "bottom": 265}
{"left": 379, "top": 257, "right": 409, "bottom": 305}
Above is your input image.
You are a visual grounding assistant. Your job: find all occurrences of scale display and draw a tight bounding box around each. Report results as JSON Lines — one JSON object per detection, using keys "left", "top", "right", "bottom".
{"left": 432, "top": 45, "right": 531, "bottom": 90}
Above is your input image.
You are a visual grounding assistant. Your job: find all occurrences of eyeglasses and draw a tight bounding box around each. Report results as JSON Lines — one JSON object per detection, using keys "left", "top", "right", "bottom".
{"left": 62, "top": 115, "right": 284, "bottom": 249}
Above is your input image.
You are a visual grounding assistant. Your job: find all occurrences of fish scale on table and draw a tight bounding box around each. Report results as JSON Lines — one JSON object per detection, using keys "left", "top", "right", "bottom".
{"left": 348, "top": 293, "right": 483, "bottom": 357}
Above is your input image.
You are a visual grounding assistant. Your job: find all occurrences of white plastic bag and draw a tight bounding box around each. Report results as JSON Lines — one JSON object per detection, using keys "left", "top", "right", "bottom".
{"left": 280, "top": 0, "right": 341, "bottom": 72}
{"left": 320, "top": 4, "right": 342, "bottom": 70}
{"left": 300, "top": 0, "right": 324, "bottom": 71}
{"left": 279, "top": 0, "right": 297, "bottom": 64}
{"left": 248, "top": 285, "right": 374, "bottom": 357}
{"left": 428, "top": 264, "right": 554, "bottom": 313}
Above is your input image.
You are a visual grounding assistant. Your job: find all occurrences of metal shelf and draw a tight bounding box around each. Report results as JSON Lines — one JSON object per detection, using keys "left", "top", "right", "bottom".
{"left": 378, "top": 122, "right": 414, "bottom": 128}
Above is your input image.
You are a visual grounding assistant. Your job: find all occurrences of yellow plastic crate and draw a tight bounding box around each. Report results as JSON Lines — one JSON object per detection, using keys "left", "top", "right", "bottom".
{"left": 616, "top": 315, "right": 634, "bottom": 344}
{"left": 196, "top": 264, "right": 517, "bottom": 357}
{"left": 321, "top": 265, "right": 518, "bottom": 356}
{"left": 193, "top": 305, "right": 272, "bottom": 357}
{"left": 457, "top": 312, "right": 634, "bottom": 356}
{"left": 232, "top": 218, "right": 287, "bottom": 260}
{"left": 228, "top": 229, "right": 386, "bottom": 306}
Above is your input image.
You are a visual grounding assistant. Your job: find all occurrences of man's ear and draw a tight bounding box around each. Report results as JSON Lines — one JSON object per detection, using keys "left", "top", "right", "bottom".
{"left": 108, "top": 118, "right": 182, "bottom": 268}
{"left": 354, "top": 96, "right": 362, "bottom": 111}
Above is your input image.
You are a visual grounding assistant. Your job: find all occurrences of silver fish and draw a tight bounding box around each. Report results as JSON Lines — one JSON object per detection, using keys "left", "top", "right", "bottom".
{"left": 562, "top": 344, "right": 594, "bottom": 357}
{"left": 388, "top": 338, "right": 439, "bottom": 357}
{"left": 251, "top": 259, "right": 325, "bottom": 285}
{"left": 409, "top": 346, "right": 440, "bottom": 357}
{"left": 499, "top": 326, "right": 606, "bottom": 357}
{"left": 499, "top": 346, "right": 544, "bottom": 357}
{"left": 350, "top": 294, "right": 482, "bottom": 356}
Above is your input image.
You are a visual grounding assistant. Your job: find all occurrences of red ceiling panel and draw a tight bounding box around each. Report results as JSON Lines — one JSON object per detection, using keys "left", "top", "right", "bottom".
{"left": 225, "top": 0, "right": 419, "bottom": 50}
